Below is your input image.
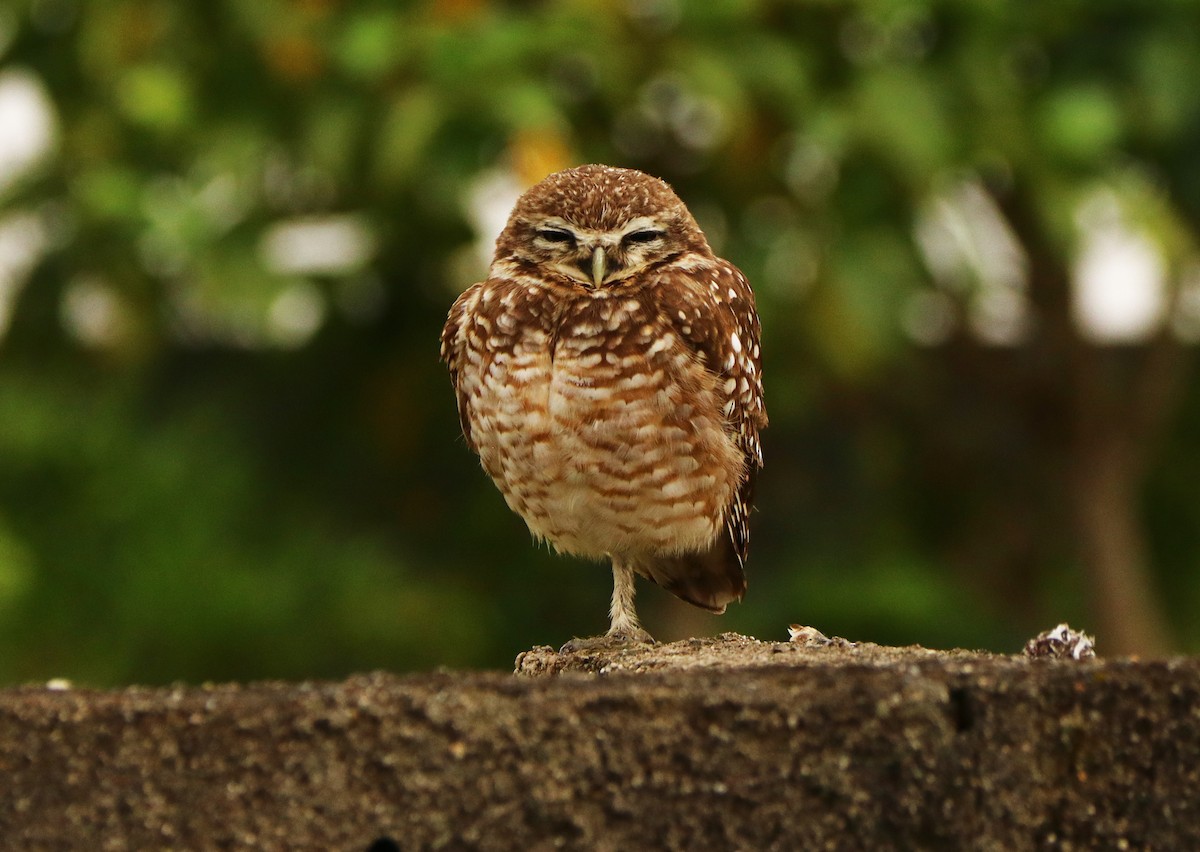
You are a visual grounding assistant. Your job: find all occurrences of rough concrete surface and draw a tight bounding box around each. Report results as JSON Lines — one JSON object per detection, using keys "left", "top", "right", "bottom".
{"left": 1, "top": 633, "right": 1198, "bottom": 850}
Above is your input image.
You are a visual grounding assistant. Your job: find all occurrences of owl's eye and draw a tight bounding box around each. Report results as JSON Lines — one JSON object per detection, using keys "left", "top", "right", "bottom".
{"left": 622, "top": 229, "right": 664, "bottom": 246}
{"left": 536, "top": 228, "right": 576, "bottom": 245}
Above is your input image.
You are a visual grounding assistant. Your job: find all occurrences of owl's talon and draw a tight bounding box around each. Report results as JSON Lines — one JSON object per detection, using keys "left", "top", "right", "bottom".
{"left": 559, "top": 628, "right": 656, "bottom": 654}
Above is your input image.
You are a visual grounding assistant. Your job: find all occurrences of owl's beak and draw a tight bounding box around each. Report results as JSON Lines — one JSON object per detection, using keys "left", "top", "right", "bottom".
{"left": 590, "top": 246, "right": 607, "bottom": 288}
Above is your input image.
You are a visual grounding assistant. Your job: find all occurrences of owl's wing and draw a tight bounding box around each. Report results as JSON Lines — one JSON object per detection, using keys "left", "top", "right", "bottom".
{"left": 439, "top": 282, "right": 485, "bottom": 453}
{"left": 663, "top": 257, "right": 767, "bottom": 565}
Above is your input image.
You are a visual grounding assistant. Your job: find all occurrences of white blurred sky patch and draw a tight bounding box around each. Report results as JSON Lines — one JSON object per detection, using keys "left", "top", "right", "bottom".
{"left": 0, "top": 211, "right": 47, "bottom": 339}
{"left": 61, "top": 275, "right": 124, "bottom": 348}
{"left": 0, "top": 69, "right": 57, "bottom": 341}
{"left": 1072, "top": 189, "right": 1168, "bottom": 344}
{"left": 467, "top": 168, "right": 524, "bottom": 270}
{"left": 914, "top": 177, "right": 1030, "bottom": 345}
{"left": 0, "top": 68, "right": 57, "bottom": 197}
{"left": 266, "top": 280, "right": 326, "bottom": 348}
{"left": 259, "top": 214, "right": 377, "bottom": 276}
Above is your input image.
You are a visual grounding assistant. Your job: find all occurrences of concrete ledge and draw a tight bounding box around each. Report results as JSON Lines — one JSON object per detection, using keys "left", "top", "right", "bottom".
{"left": 2, "top": 635, "right": 1198, "bottom": 849}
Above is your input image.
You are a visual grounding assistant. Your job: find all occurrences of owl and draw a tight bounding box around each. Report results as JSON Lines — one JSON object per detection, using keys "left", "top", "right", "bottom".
{"left": 441, "top": 164, "right": 767, "bottom": 649}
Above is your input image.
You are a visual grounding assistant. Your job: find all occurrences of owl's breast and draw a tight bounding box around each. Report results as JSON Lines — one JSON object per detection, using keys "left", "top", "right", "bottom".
{"left": 469, "top": 289, "right": 743, "bottom": 560}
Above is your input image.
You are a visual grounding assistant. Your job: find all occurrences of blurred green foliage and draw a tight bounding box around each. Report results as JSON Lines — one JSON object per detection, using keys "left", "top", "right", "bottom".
{"left": 2, "top": 0, "right": 1200, "bottom": 684}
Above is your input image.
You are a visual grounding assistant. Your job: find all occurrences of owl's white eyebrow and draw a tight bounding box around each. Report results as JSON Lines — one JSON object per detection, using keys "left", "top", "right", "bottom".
{"left": 534, "top": 217, "right": 575, "bottom": 231}
{"left": 618, "top": 217, "right": 663, "bottom": 235}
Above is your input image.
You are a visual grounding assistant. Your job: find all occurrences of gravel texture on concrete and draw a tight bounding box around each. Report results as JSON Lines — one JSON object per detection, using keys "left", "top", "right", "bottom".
{"left": 2, "top": 633, "right": 1198, "bottom": 850}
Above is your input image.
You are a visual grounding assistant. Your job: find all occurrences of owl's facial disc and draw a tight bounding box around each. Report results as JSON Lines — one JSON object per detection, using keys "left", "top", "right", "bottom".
{"left": 529, "top": 216, "right": 669, "bottom": 289}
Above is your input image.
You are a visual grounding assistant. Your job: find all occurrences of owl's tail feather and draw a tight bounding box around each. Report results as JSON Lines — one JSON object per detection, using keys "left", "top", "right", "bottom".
{"left": 638, "top": 533, "right": 747, "bottom": 614}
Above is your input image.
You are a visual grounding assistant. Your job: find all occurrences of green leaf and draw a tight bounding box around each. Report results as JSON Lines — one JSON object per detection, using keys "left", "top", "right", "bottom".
{"left": 114, "top": 65, "right": 194, "bottom": 134}
{"left": 1036, "top": 84, "right": 1123, "bottom": 167}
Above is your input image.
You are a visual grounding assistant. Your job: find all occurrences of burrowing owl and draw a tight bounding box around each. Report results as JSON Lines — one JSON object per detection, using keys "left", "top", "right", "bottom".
{"left": 441, "top": 164, "right": 766, "bottom": 647}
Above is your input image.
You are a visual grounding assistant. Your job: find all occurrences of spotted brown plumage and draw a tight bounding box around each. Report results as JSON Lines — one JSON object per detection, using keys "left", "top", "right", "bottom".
{"left": 441, "top": 164, "right": 767, "bottom": 647}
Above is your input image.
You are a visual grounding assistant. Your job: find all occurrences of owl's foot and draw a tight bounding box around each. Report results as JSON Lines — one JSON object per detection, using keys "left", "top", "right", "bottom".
{"left": 559, "top": 558, "right": 657, "bottom": 652}
{"left": 559, "top": 626, "right": 655, "bottom": 654}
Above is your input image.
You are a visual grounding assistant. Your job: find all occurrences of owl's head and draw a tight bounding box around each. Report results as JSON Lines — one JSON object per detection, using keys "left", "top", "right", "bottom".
{"left": 494, "top": 164, "right": 710, "bottom": 289}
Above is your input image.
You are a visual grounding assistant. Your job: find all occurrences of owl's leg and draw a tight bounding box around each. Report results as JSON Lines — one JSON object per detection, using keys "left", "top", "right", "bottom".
{"left": 607, "top": 558, "right": 654, "bottom": 643}
{"left": 560, "top": 558, "right": 655, "bottom": 652}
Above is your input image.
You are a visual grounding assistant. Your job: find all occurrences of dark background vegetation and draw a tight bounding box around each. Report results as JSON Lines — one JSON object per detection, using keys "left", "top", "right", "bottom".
{"left": 2, "top": 0, "right": 1199, "bottom": 685}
